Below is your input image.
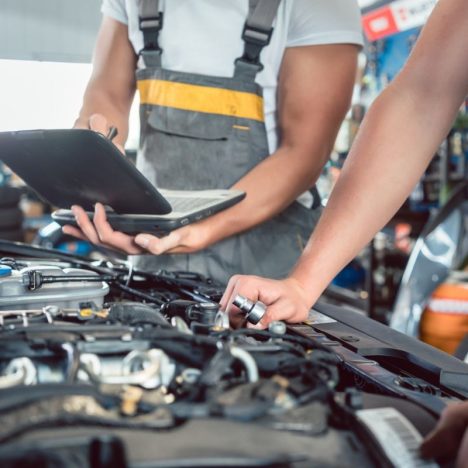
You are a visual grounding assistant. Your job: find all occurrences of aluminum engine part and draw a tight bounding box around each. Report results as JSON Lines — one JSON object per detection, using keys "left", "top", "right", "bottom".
{"left": 0, "top": 358, "right": 37, "bottom": 389}
{"left": 78, "top": 349, "right": 176, "bottom": 389}
{"left": 0, "top": 264, "right": 109, "bottom": 310}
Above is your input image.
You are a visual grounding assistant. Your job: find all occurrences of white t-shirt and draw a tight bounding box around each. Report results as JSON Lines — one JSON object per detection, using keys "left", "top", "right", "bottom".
{"left": 102, "top": 0, "right": 363, "bottom": 153}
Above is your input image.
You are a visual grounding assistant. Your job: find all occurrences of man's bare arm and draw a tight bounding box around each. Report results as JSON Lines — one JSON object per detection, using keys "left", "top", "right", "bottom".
{"left": 290, "top": 0, "right": 468, "bottom": 304}
{"left": 221, "top": 0, "right": 468, "bottom": 324}
{"left": 74, "top": 16, "right": 137, "bottom": 149}
{"left": 201, "top": 44, "right": 359, "bottom": 246}
{"left": 63, "top": 16, "right": 138, "bottom": 247}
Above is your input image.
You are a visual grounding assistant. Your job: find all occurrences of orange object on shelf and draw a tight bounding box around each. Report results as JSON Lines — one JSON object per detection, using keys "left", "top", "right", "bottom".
{"left": 420, "top": 281, "right": 468, "bottom": 355}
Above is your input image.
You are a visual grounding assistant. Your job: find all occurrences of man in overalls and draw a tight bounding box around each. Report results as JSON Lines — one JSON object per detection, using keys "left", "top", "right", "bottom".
{"left": 65, "top": 0, "right": 363, "bottom": 285}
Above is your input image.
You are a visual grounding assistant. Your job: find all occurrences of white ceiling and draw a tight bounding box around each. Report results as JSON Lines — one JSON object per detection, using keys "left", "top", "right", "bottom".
{"left": 0, "top": 0, "right": 102, "bottom": 63}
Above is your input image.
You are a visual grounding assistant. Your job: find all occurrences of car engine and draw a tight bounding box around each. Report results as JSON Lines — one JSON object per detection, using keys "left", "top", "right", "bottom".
{"left": 0, "top": 240, "right": 462, "bottom": 468}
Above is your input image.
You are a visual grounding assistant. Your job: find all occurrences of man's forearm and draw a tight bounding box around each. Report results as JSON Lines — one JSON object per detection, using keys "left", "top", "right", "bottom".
{"left": 289, "top": 83, "right": 462, "bottom": 303}
{"left": 194, "top": 44, "right": 357, "bottom": 248}
{"left": 288, "top": 0, "right": 468, "bottom": 303}
{"left": 202, "top": 144, "right": 330, "bottom": 245}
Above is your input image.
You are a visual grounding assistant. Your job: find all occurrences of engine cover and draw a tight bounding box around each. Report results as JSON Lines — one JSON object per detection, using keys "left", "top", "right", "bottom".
{"left": 0, "top": 263, "right": 109, "bottom": 310}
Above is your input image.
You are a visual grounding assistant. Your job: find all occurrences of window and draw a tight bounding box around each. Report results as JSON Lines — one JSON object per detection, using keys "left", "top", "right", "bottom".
{"left": 0, "top": 59, "right": 140, "bottom": 149}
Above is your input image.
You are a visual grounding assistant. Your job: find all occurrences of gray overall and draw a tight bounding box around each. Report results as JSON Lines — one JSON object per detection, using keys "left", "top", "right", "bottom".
{"left": 134, "top": 0, "right": 321, "bottom": 284}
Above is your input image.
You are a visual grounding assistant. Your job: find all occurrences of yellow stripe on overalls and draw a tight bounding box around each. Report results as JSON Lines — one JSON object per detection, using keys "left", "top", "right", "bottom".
{"left": 138, "top": 79, "right": 265, "bottom": 122}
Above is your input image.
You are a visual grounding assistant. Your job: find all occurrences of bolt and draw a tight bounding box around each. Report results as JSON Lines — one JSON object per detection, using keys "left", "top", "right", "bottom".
{"left": 268, "top": 321, "right": 286, "bottom": 335}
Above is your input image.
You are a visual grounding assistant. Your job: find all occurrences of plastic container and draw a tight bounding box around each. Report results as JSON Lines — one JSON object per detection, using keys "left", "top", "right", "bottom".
{"left": 420, "top": 278, "right": 468, "bottom": 355}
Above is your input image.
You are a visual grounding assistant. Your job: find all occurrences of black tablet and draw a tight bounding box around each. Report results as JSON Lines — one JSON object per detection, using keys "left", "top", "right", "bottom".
{"left": 0, "top": 129, "right": 245, "bottom": 234}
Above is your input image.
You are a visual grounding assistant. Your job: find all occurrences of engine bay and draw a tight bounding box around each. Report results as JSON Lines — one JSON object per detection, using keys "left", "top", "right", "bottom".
{"left": 0, "top": 240, "right": 464, "bottom": 468}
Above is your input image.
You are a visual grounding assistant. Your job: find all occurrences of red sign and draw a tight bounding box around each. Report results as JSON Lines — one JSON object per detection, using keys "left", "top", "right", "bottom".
{"left": 363, "top": 6, "right": 399, "bottom": 41}
{"left": 362, "top": 0, "right": 438, "bottom": 42}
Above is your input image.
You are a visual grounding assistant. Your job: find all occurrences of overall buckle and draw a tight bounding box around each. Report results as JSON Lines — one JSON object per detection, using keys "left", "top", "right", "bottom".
{"left": 242, "top": 23, "right": 273, "bottom": 47}
{"left": 139, "top": 12, "right": 164, "bottom": 53}
{"left": 236, "top": 23, "right": 274, "bottom": 71}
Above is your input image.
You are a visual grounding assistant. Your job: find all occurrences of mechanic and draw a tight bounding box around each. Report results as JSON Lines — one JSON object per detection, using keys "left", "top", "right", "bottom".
{"left": 63, "top": 0, "right": 362, "bottom": 284}
{"left": 220, "top": 0, "right": 468, "bottom": 324}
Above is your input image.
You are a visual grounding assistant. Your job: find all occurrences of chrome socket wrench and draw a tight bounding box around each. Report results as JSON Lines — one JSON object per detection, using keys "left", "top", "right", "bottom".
{"left": 233, "top": 294, "right": 267, "bottom": 325}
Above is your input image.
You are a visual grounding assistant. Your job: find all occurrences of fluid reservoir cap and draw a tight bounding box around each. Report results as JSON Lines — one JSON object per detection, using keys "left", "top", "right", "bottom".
{"left": 0, "top": 265, "right": 12, "bottom": 277}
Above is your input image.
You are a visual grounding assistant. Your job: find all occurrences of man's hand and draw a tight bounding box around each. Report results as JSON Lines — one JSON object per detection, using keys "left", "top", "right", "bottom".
{"left": 62, "top": 202, "right": 210, "bottom": 255}
{"left": 420, "top": 401, "right": 468, "bottom": 467}
{"left": 220, "top": 275, "right": 314, "bottom": 328}
{"left": 74, "top": 113, "right": 125, "bottom": 154}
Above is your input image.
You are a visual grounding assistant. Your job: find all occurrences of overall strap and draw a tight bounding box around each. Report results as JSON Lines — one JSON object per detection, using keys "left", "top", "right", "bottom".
{"left": 234, "top": 0, "right": 281, "bottom": 81}
{"left": 138, "top": 0, "right": 163, "bottom": 67}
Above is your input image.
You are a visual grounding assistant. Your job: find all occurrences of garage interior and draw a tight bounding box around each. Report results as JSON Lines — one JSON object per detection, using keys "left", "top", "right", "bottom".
{"left": 0, "top": 1, "right": 467, "bottom": 467}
